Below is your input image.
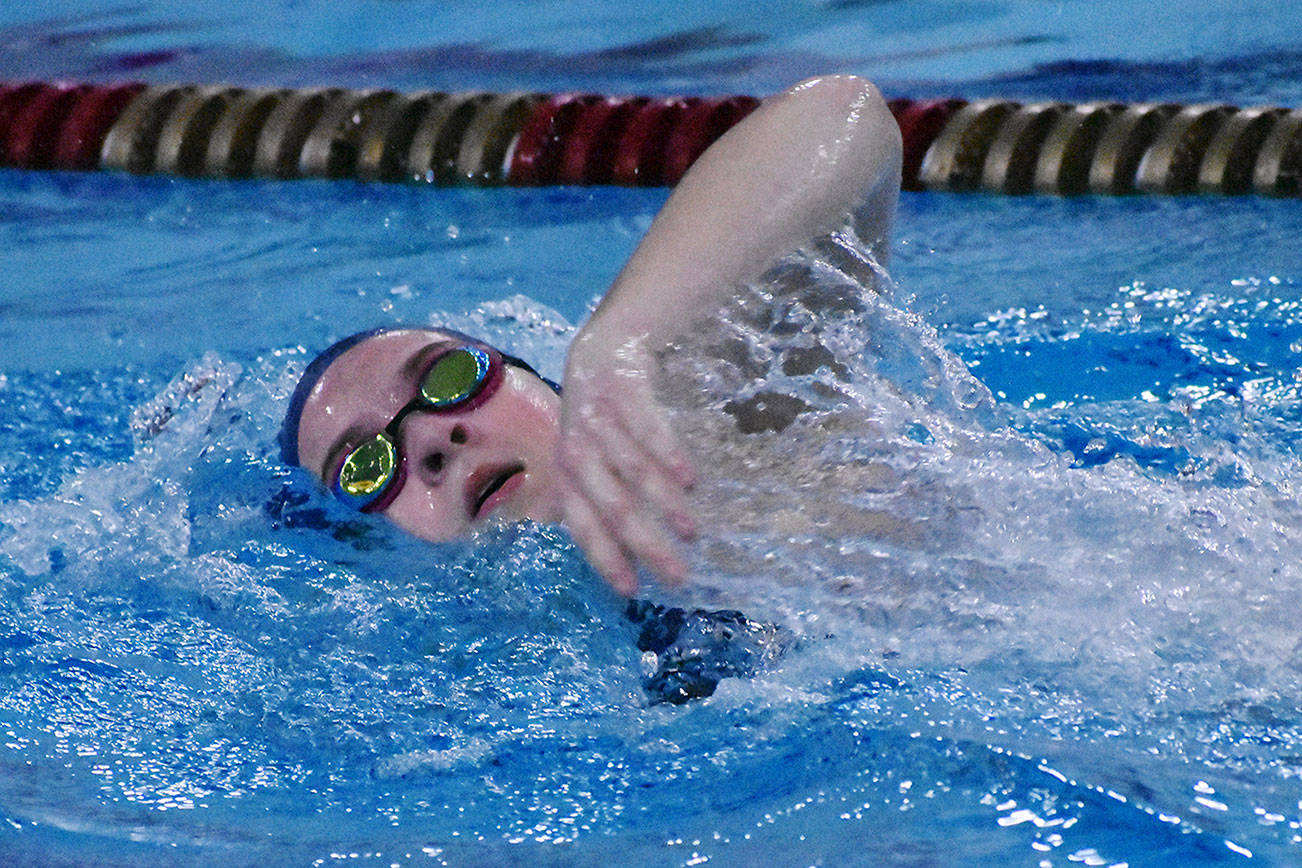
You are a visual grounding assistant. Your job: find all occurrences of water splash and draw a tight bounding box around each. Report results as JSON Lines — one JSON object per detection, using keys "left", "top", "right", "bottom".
{"left": 0, "top": 353, "right": 240, "bottom": 578}
{"left": 4, "top": 284, "right": 1302, "bottom": 862}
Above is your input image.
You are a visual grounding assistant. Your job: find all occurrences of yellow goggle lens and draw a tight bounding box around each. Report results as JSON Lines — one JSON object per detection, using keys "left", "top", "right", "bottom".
{"left": 338, "top": 435, "right": 396, "bottom": 497}
{"left": 420, "top": 347, "right": 486, "bottom": 406}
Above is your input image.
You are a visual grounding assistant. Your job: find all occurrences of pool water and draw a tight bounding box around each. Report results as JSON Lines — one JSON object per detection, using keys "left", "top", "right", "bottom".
{"left": 3, "top": 2, "right": 1302, "bottom": 866}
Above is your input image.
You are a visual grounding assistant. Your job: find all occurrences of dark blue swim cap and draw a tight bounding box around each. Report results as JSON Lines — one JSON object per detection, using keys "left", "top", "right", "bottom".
{"left": 278, "top": 326, "right": 560, "bottom": 468}
{"left": 278, "top": 327, "right": 389, "bottom": 467}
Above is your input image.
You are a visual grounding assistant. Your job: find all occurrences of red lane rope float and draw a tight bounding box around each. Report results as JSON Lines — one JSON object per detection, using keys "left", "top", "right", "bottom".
{"left": 0, "top": 84, "right": 40, "bottom": 130}
{"left": 0, "top": 81, "right": 145, "bottom": 171}
{"left": 55, "top": 83, "right": 146, "bottom": 170}
{"left": 5, "top": 83, "right": 89, "bottom": 169}
{"left": 611, "top": 97, "right": 691, "bottom": 186}
{"left": 0, "top": 83, "right": 51, "bottom": 165}
{"left": 558, "top": 96, "right": 646, "bottom": 185}
{"left": 508, "top": 93, "right": 602, "bottom": 185}
{"left": 661, "top": 96, "right": 760, "bottom": 185}
{"left": 1, "top": 80, "right": 1299, "bottom": 196}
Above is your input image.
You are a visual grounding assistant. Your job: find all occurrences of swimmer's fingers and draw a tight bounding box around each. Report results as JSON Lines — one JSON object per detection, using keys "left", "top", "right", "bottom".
{"left": 564, "top": 452, "right": 691, "bottom": 586}
{"left": 590, "top": 416, "right": 696, "bottom": 542}
{"left": 565, "top": 331, "right": 694, "bottom": 488}
{"left": 565, "top": 380, "right": 697, "bottom": 544}
{"left": 560, "top": 331, "right": 695, "bottom": 589}
{"left": 560, "top": 440, "right": 689, "bottom": 593}
{"left": 563, "top": 489, "right": 639, "bottom": 596}
{"left": 603, "top": 375, "right": 695, "bottom": 490}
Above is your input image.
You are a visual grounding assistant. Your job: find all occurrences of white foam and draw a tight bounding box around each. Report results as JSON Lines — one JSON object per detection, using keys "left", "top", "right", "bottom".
{"left": 648, "top": 240, "right": 1302, "bottom": 718}
{"left": 0, "top": 353, "right": 241, "bottom": 578}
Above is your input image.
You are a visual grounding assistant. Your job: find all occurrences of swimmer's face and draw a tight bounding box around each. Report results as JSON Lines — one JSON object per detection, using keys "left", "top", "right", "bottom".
{"left": 295, "top": 329, "right": 563, "bottom": 541}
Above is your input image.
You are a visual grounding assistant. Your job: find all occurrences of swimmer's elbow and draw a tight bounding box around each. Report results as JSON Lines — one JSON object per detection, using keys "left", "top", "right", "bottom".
{"left": 783, "top": 76, "right": 893, "bottom": 131}
{"left": 786, "top": 74, "right": 885, "bottom": 114}
{"left": 779, "top": 75, "right": 901, "bottom": 181}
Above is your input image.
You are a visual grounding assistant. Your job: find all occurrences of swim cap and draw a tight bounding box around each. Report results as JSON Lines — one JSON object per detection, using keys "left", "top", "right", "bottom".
{"left": 278, "top": 326, "right": 560, "bottom": 468}
{"left": 278, "top": 327, "right": 389, "bottom": 467}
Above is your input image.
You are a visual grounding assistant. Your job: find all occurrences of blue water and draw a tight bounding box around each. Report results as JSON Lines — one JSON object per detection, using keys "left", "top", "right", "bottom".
{"left": 3, "top": 2, "right": 1302, "bottom": 866}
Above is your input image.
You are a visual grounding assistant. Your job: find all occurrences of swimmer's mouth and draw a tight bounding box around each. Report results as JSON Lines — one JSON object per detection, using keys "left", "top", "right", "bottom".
{"left": 468, "top": 463, "right": 526, "bottom": 519}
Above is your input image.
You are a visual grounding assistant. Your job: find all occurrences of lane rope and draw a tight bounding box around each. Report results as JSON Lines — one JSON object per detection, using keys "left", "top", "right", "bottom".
{"left": 0, "top": 80, "right": 1298, "bottom": 196}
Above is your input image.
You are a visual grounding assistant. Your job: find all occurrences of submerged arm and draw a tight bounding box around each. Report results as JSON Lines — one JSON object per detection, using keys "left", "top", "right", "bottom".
{"left": 560, "top": 74, "right": 902, "bottom": 595}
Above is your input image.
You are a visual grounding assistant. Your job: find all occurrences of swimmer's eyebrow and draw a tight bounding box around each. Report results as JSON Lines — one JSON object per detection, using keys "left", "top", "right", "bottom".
{"left": 319, "top": 423, "right": 372, "bottom": 483}
{"left": 317, "top": 339, "right": 458, "bottom": 482}
{"left": 399, "top": 338, "right": 459, "bottom": 381}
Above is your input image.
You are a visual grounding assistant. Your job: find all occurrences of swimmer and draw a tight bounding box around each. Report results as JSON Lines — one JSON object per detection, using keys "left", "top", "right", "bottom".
{"left": 282, "top": 75, "right": 902, "bottom": 596}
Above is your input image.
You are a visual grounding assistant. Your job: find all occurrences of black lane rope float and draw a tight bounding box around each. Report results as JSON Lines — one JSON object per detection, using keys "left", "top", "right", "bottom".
{"left": 1, "top": 80, "right": 1299, "bottom": 196}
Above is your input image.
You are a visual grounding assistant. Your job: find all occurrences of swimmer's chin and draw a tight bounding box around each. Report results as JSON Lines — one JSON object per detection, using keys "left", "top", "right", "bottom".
{"left": 509, "top": 466, "right": 566, "bottom": 526}
{"left": 385, "top": 468, "right": 563, "bottom": 542}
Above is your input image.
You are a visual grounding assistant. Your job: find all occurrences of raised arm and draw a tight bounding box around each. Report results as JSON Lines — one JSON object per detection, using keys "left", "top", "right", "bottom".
{"left": 585, "top": 75, "right": 899, "bottom": 342}
{"left": 559, "top": 75, "right": 902, "bottom": 596}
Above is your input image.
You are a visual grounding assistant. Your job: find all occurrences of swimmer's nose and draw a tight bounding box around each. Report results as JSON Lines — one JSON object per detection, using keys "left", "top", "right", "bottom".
{"left": 399, "top": 416, "right": 471, "bottom": 487}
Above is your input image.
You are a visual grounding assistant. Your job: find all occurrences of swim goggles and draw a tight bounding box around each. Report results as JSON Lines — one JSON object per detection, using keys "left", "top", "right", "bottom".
{"left": 331, "top": 343, "right": 504, "bottom": 513}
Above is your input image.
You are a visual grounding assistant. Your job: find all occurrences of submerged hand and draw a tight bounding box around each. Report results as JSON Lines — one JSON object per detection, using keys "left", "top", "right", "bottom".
{"left": 558, "top": 330, "right": 697, "bottom": 596}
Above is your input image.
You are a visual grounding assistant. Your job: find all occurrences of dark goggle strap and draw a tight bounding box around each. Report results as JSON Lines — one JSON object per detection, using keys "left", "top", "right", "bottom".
{"left": 500, "top": 351, "right": 561, "bottom": 394}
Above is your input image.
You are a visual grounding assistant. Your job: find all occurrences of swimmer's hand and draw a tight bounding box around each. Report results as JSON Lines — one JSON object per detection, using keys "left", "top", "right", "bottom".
{"left": 558, "top": 329, "right": 697, "bottom": 596}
